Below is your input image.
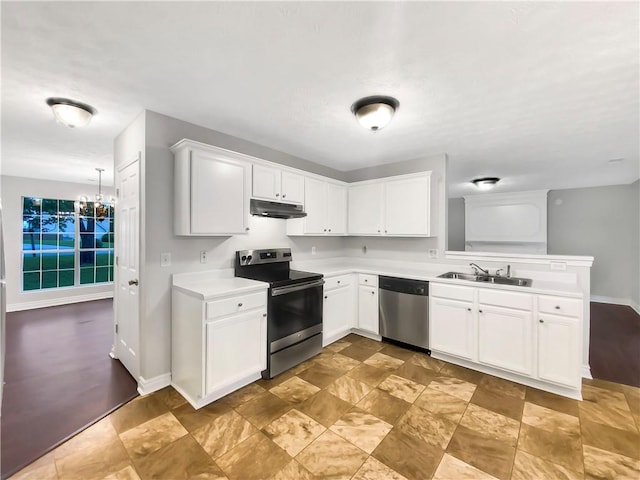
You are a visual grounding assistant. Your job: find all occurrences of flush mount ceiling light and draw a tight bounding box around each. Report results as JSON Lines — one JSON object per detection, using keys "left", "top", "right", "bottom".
{"left": 351, "top": 95, "right": 399, "bottom": 131}
{"left": 471, "top": 177, "right": 500, "bottom": 190}
{"left": 46, "top": 97, "right": 96, "bottom": 128}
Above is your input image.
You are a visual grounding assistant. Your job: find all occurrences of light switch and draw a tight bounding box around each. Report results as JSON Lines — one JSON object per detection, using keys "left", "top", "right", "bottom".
{"left": 160, "top": 253, "right": 171, "bottom": 267}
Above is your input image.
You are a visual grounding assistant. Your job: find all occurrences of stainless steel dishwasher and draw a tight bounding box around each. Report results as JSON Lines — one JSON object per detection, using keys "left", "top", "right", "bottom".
{"left": 379, "top": 276, "right": 429, "bottom": 351}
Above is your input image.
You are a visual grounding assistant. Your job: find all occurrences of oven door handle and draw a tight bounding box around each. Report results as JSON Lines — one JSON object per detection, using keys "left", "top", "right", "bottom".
{"left": 271, "top": 279, "right": 325, "bottom": 296}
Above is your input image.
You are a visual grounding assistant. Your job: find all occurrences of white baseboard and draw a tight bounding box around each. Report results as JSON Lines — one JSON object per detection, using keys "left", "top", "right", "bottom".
{"left": 591, "top": 295, "right": 640, "bottom": 315}
{"left": 138, "top": 373, "right": 171, "bottom": 396}
{"left": 7, "top": 291, "right": 114, "bottom": 312}
{"left": 582, "top": 364, "right": 592, "bottom": 379}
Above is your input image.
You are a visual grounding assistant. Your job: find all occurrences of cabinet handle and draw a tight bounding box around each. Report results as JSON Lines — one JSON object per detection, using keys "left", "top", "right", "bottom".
{"left": 328, "top": 229, "right": 332, "bottom": 232}
{"left": 337, "top": 280, "right": 341, "bottom": 284}
{"left": 479, "top": 309, "right": 483, "bottom": 313}
{"left": 275, "top": 193, "right": 280, "bottom": 197}
{"left": 377, "top": 229, "right": 381, "bottom": 233}
{"left": 539, "top": 319, "right": 544, "bottom": 323}
{"left": 364, "top": 279, "right": 368, "bottom": 282}
{"left": 263, "top": 313, "right": 267, "bottom": 317}
{"left": 128, "top": 279, "right": 138, "bottom": 286}
{"left": 385, "top": 230, "right": 387, "bottom": 233}
{"left": 555, "top": 306, "right": 560, "bottom": 310}
{"left": 245, "top": 227, "right": 250, "bottom": 231}
{"left": 371, "top": 291, "right": 375, "bottom": 295}
{"left": 238, "top": 303, "right": 243, "bottom": 307}
{"left": 323, "top": 229, "right": 327, "bottom": 232}
{"left": 282, "top": 194, "right": 286, "bottom": 198}
{"left": 467, "top": 308, "right": 472, "bottom": 312}
{"left": 324, "top": 295, "right": 328, "bottom": 299}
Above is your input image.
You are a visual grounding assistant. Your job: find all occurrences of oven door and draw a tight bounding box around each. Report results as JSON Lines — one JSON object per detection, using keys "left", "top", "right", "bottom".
{"left": 269, "top": 279, "right": 324, "bottom": 353}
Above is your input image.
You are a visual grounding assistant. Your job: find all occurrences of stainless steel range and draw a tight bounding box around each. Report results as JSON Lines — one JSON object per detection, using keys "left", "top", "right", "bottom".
{"left": 234, "top": 248, "right": 324, "bottom": 378}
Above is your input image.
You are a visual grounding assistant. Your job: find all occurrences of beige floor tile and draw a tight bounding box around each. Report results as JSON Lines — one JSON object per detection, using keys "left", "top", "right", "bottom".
{"left": 580, "top": 384, "right": 637, "bottom": 432}
{"left": 356, "top": 388, "right": 411, "bottom": 424}
{"left": 269, "top": 460, "right": 316, "bottom": 480}
{"left": 315, "top": 352, "right": 362, "bottom": 371}
{"left": 101, "top": 465, "right": 141, "bottom": 480}
{"left": 363, "top": 352, "right": 405, "bottom": 371}
{"left": 378, "top": 374, "right": 426, "bottom": 403}
{"left": 525, "top": 386, "right": 580, "bottom": 417}
{"left": 479, "top": 375, "right": 526, "bottom": 399}
{"left": 352, "top": 456, "right": 409, "bottom": 480}
{"left": 471, "top": 386, "right": 524, "bottom": 421}
{"left": 9, "top": 451, "right": 58, "bottom": 480}
{"left": 269, "top": 376, "right": 320, "bottom": 404}
{"left": 153, "top": 386, "right": 187, "bottom": 410}
{"left": 517, "top": 424, "right": 583, "bottom": 473}
{"left": 222, "top": 383, "right": 266, "bottom": 407}
{"left": 325, "top": 339, "right": 352, "bottom": 353}
{"left": 439, "top": 363, "right": 486, "bottom": 384}
{"left": 256, "top": 370, "right": 296, "bottom": 389}
{"left": 372, "top": 427, "right": 444, "bottom": 480}
{"left": 297, "top": 389, "right": 353, "bottom": 427}
{"left": 393, "top": 362, "right": 439, "bottom": 386}
{"left": 296, "top": 430, "right": 368, "bottom": 479}
{"left": 55, "top": 436, "right": 130, "bottom": 480}
{"left": 581, "top": 418, "right": 640, "bottom": 460}
{"left": 326, "top": 375, "right": 373, "bottom": 404}
{"left": 347, "top": 363, "right": 391, "bottom": 387}
{"left": 263, "top": 409, "right": 326, "bottom": 456}
{"left": 433, "top": 453, "right": 499, "bottom": 480}
{"left": 340, "top": 343, "right": 381, "bottom": 362}
{"left": 522, "top": 401, "right": 581, "bottom": 436}
{"left": 459, "top": 404, "right": 520, "bottom": 447}
{"left": 330, "top": 410, "right": 393, "bottom": 453}
{"left": 511, "top": 450, "right": 583, "bottom": 480}
{"left": 583, "top": 444, "right": 640, "bottom": 480}
{"left": 133, "top": 434, "right": 225, "bottom": 480}
{"left": 119, "top": 412, "right": 188, "bottom": 460}
{"left": 234, "top": 391, "right": 292, "bottom": 428}
{"left": 192, "top": 409, "right": 258, "bottom": 459}
{"left": 217, "top": 432, "right": 291, "bottom": 480}
{"left": 54, "top": 417, "right": 119, "bottom": 459}
{"left": 409, "top": 352, "right": 444, "bottom": 372}
{"left": 414, "top": 387, "right": 469, "bottom": 423}
{"left": 297, "top": 362, "right": 345, "bottom": 388}
{"left": 109, "top": 394, "right": 168, "bottom": 434}
{"left": 447, "top": 425, "right": 516, "bottom": 480}
{"left": 397, "top": 404, "right": 458, "bottom": 449}
{"left": 357, "top": 337, "right": 386, "bottom": 351}
{"left": 379, "top": 343, "right": 415, "bottom": 361}
{"left": 429, "top": 375, "right": 477, "bottom": 402}
{"left": 171, "top": 398, "right": 232, "bottom": 432}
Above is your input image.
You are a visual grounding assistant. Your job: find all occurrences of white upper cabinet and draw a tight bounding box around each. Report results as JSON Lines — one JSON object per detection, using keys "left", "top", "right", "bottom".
{"left": 287, "top": 177, "right": 348, "bottom": 236}
{"left": 252, "top": 164, "right": 304, "bottom": 204}
{"left": 348, "top": 172, "right": 436, "bottom": 237}
{"left": 173, "top": 141, "right": 250, "bottom": 236}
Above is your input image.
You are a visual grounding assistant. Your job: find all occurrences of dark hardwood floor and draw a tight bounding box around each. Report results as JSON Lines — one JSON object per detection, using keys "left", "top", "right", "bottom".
{"left": 1, "top": 299, "right": 138, "bottom": 479}
{"left": 589, "top": 302, "right": 640, "bottom": 388}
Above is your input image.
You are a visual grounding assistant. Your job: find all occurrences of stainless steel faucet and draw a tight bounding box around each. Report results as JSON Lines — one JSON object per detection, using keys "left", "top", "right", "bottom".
{"left": 496, "top": 265, "right": 512, "bottom": 278}
{"left": 470, "top": 263, "right": 489, "bottom": 276}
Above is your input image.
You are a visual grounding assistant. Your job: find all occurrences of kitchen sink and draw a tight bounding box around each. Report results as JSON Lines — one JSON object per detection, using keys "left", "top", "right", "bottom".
{"left": 438, "top": 272, "right": 532, "bottom": 287}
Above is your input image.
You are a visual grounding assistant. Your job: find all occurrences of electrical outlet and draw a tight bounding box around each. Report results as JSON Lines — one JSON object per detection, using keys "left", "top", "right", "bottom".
{"left": 160, "top": 252, "right": 171, "bottom": 267}
{"left": 311, "top": 246, "right": 316, "bottom": 255}
{"left": 200, "top": 251, "right": 207, "bottom": 263}
{"left": 428, "top": 249, "right": 438, "bottom": 259}
{"left": 363, "top": 245, "right": 367, "bottom": 254}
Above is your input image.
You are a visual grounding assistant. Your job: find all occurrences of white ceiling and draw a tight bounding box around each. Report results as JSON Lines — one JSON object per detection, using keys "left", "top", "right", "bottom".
{"left": 1, "top": 1, "right": 638, "bottom": 197}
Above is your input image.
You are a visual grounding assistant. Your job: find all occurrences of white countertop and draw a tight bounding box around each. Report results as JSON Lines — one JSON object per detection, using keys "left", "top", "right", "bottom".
{"left": 173, "top": 270, "right": 268, "bottom": 300}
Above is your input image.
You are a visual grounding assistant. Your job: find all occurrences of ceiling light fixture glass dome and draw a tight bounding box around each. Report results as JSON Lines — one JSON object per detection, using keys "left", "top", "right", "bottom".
{"left": 351, "top": 95, "right": 399, "bottom": 131}
{"left": 46, "top": 97, "right": 96, "bottom": 128}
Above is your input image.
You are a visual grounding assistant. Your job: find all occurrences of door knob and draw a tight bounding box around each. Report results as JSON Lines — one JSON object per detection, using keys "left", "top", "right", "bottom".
{"left": 128, "top": 279, "right": 138, "bottom": 286}
{"left": 539, "top": 319, "right": 544, "bottom": 323}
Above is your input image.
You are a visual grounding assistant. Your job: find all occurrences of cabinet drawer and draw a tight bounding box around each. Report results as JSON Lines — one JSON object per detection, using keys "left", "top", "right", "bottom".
{"left": 325, "top": 274, "right": 352, "bottom": 291}
{"left": 431, "top": 283, "right": 474, "bottom": 302}
{"left": 206, "top": 291, "right": 266, "bottom": 319}
{"left": 538, "top": 295, "right": 581, "bottom": 317}
{"left": 479, "top": 289, "right": 532, "bottom": 311}
{"left": 359, "top": 274, "right": 378, "bottom": 287}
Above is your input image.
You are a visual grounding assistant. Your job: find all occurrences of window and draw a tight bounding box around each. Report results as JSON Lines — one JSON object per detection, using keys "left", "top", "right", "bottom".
{"left": 22, "top": 197, "right": 114, "bottom": 291}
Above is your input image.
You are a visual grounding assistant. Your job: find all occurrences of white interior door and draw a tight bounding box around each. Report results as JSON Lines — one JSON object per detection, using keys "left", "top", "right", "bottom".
{"left": 115, "top": 157, "right": 140, "bottom": 380}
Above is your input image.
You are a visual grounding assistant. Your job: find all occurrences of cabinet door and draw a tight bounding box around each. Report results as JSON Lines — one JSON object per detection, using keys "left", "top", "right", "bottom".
{"left": 191, "top": 151, "right": 249, "bottom": 234}
{"left": 304, "top": 177, "right": 328, "bottom": 234}
{"left": 430, "top": 297, "right": 475, "bottom": 360}
{"left": 348, "top": 183, "right": 384, "bottom": 235}
{"left": 205, "top": 310, "right": 266, "bottom": 396}
{"left": 252, "top": 164, "right": 281, "bottom": 201}
{"left": 538, "top": 313, "right": 580, "bottom": 388}
{"left": 384, "top": 175, "right": 431, "bottom": 236}
{"left": 281, "top": 171, "right": 305, "bottom": 204}
{"left": 478, "top": 305, "right": 533, "bottom": 376}
{"left": 358, "top": 285, "right": 379, "bottom": 334}
{"left": 323, "top": 287, "right": 352, "bottom": 345}
{"left": 326, "top": 183, "right": 347, "bottom": 235}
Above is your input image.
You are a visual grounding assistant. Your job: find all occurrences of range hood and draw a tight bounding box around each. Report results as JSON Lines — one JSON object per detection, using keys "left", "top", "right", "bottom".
{"left": 250, "top": 198, "right": 307, "bottom": 219}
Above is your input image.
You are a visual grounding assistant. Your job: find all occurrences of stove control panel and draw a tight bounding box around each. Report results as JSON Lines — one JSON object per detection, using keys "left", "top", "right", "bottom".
{"left": 236, "top": 248, "right": 292, "bottom": 266}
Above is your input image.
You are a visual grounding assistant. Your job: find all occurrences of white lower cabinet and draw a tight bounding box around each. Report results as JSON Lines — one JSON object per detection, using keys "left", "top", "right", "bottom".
{"left": 172, "top": 286, "right": 267, "bottom": 409}
{"left": 430, "top": 297, "right": 475, "bottom": 361}
{"left": 323, "top": 274, "right": 355, "bottom": 345}
{"left": 537, "top": 312, "right": 580, "bottom": 388}
{"left": 358, "top": 275, "right": 379, "bottom": 335}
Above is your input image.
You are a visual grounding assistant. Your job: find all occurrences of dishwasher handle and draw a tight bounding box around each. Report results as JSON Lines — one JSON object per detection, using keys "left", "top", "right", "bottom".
{"left": 379, "top": 276, "right": 429, "bottom": 296}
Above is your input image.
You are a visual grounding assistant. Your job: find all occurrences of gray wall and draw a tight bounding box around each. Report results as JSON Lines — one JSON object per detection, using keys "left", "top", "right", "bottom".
{"left": 447, "top": 181, "right": 640, "bottom": 306}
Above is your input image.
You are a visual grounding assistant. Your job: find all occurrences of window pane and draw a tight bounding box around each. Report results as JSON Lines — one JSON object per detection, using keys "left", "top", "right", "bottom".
{"left": 42, "top": 271, "right": 58, "bottom": 289}
{"left": 99, "top": 232, "right": 114, "bottom": 248}
{"left": 41, "top": 215, "right": 58, "bottom": 233}
{"left": 80, "top": 267, "right": 95, "bottom": 284}
{"left": 108, "top": 266, "right": 114, "bottom": 282}
{"left": 80, "top": 233, "right": 95, "bottom": 249}
{"left": 59, "top": 233, "right": 74, "bottom": 249}
{"left": 58, "top": 270, "right": 74, "bottom": 287}
{"left": 42, "top": 199, "right": 58, "bottom": 215}
{"left": 23, "top": 253, "right": 40, "bottom": 272}
{"left": 79, "top": 251, "right": 95, "bottom": 268}
{"left": 42, "top": 233, "right": 58, "bottom": 250}
{"left": 59, "top": 252, "right": 75, "bottom": 269}
{"left": 23, "top": 272, "right": 41, "bottom": 290}
{"left": 23, "top": 233, "right": 41, "bottom": 251}
{"left": 23, "top": 197, "right": 41, "bottom": 215}
{"left": 96, "top": 251, "right": 110, "bottom": 266}
{"left": 42, "top": 252, "right": 57, "bottom": 271}
{"left": 108, "top": 249, "right": 114, "bottom": 266}
{"left": 23, "top": 215, "right": 41, "bottom": 232}
{"left": 59, "top": 214, "right": 75, "bottom": 233}
{"left": 96, "top": 267, "right": 109, "bottom": 283}
{"left": 59, "top": 200, "right": 75, "bottom": 215}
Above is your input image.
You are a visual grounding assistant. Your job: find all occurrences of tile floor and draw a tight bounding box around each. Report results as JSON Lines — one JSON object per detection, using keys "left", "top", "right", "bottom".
{"left": 11, "top": 334, "right": 640, "bottom": 480}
